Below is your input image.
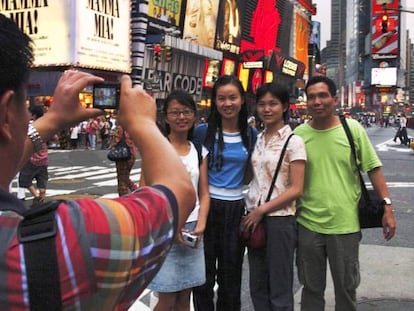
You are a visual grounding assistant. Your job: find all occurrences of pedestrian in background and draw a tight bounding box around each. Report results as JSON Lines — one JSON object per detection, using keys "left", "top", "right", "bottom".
{"left": 294, "top": 76, "right": 396, "bottom": 311}
{"left": 86, "top": 117, "right": 99, "bottom": 150}
{"left": 243, "top": 83, "right": 306, "bottom": 311}
{"left": 192, "top": 75, "right": 257, "bottom": 311}
{"left": 69, "top": 123, "right": 79, "bottom": 149}
{"left": 99, "top": 115, "right": 111, "bottom": 149}
{"left": 111, "top": 124, "right": 138, "bottom": 196}
{"left": 145, "top": 90, "right": 210, "bottom": 311}
{"left": 18, "top": 105, "right": 49, "bottom": 207}
{"left": 398, "top": 113, "right": 409, "bottom": 145}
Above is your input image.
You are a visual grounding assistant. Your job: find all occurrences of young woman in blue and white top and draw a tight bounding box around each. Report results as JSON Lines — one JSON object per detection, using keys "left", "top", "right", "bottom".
{"left": 192, "top": 75, "right": 257, "bottom": 311}
{"left": 142, "top": 90, "right": 210, "bottom": 311}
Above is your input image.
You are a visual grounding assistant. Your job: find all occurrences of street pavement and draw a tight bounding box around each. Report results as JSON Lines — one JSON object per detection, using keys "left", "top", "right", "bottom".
{"left": 11, "top": 126, "right": 414, "bottom": 310}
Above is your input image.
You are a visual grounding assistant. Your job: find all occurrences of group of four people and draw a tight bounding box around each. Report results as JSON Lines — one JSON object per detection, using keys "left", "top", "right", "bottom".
{"left": 0, "top": 13, "right": 395, "bottom": 311}
{"left": 148, "top": 73, "right": 396, "bottom": 311}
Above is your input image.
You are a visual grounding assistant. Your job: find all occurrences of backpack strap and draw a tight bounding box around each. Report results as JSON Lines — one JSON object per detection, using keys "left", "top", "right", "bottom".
{"left": 193, "top": 142, "right": 203, "bottom": 167}
{"left": 18, "top": 200, "right": 63, "bottom": 311}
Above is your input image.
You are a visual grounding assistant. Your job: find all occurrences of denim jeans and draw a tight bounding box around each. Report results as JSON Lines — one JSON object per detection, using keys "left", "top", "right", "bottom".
{"left": 193, "top": 198, "right": 245, "bottom": 311}
{"left": 296, "top": 224, "right": 361, "bottom": 311}
{"left": 88, "top": 134, "right": 96, "bottom": 150}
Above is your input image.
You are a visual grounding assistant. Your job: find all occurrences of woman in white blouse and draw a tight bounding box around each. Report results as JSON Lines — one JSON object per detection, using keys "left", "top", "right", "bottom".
{"left": 242, "top": 83, "right": 307, "bottom": 311}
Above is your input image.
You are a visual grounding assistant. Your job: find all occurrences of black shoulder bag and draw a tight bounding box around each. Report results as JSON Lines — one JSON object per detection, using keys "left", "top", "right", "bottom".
{"left": 340, "top": 116, "right": 384, "bottom": 228}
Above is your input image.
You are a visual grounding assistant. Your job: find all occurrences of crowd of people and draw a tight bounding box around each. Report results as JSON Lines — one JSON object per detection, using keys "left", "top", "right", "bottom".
{"left": 1, "top": 13, "right": 398, "bottom": 311}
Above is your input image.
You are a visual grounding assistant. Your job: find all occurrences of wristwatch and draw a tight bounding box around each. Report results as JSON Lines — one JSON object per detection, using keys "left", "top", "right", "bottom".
{"left": 381, "top": 197, "right": 392, "bottom": 206}
{"left": 27, "top": 122, "right": 43, "bottom": 152}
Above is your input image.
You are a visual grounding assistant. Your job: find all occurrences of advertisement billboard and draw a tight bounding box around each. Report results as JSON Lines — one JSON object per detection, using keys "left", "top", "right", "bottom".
{"left": 371, "top": 67, "right": 397, "bottom": 85}
{"left": 371, "top": 14, "right": 398, "bottom": 57}
{"left": 372, "top": 0, "right": 399, "bottom": 15}
{"left": 0, "top": 1, "right": 71, "bottom": 66}
{"left": 0, "top": 0, "right": 131, "bottom": 72}
{"left": 295, "top": 13, "right": 309, "bottom": 75}
{"left": 76, "top": 0, "right": 131, "bottom": 72}
{"left": 214, "top": 0, "right": 245, "bottom": 54}
{"left": 183, "top": 0, "right": 220, "bottom": 48}
{"left": 147, "top": 0, "right": 183, "bottom": 27}
{"left": 240, "top": 0, "right": 293, "bottom": 54}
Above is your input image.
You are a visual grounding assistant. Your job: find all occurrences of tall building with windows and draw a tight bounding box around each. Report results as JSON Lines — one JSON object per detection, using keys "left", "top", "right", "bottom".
{"left": 320, "top": 0, "right": 347, "bottom": 102}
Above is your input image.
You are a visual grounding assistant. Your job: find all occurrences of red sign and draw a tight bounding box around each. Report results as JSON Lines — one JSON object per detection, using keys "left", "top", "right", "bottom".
{"left": 371, "top": 15, "right": 398, "bottom": 56}
{"left": 372, "top": 0, "right": 399, "bottom": 15}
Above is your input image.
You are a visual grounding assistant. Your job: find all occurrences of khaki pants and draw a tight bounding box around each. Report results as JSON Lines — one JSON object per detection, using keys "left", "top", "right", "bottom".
{"left": 296, "top": 224, "right": 361, "bottom": 311}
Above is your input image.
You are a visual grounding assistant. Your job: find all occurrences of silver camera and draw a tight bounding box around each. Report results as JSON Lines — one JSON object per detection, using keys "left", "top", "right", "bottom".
{"left": 181, "top": 232, "right": 198, "bottom": 248}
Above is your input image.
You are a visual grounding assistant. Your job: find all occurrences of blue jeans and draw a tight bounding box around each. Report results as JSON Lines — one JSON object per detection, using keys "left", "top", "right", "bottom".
{"left": 88, "top": 134, "right": 96, "bottom": 150}
{"left": 296, "top": 224, "right": 361, "bottom": 311}
{"left": 193, "top": 198, "right": 245, "bottom": 311}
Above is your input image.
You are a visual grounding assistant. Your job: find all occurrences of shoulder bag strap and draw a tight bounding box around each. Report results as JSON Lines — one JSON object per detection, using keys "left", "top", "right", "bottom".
{"left": 339, "top": 115, "right": 371, "bottom": 201}
{"left": 18, "top": 200, "right": 63, "bottom": 311}
{"left": 265, "top": 133, "right": 294, "bottom": 202}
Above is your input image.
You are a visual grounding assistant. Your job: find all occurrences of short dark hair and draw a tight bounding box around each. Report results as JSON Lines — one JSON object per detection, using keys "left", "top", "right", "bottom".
{"left": 305, "top": 76, "right": 337, "bottom": 97}
{"left": 256, "top": 82, "right": 290, "bottom": 123}
{"left": 0, "top": 14, "right": 34, "bottom": 97}
{"left": 162, "top": 89, "right": 197, "bottom": 139}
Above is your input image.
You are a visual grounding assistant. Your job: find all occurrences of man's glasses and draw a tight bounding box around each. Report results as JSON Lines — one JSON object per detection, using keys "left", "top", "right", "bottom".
{"left": 167, "top": 110, "right": 195, "bottom": 117}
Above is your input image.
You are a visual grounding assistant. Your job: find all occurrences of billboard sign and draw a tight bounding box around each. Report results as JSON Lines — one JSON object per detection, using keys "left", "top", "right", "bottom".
{"left": 371, "top": 67, "right": 397, "bottom": 85}
{"left": 215, "top": 0, "right": 245, "bottom": 54}
{"left": 295, "top": 12, "right": 309, "bottom": 75}
{"left": 0, "top": 0, "right": 131, "bottom": 72}
{"left": 371, "top": 14, "right": 398, "bottom": 57}
{"left": 372, "top": 0, "right": 399, "bottom": 15}
{"left": 183, "top": 0, "right": 220, "bottom": 48}
{"left": 269, "top": 51, "right": 305, "bottom": 79}
{"left": 240, "top": 0, "right": 293, "bottom": 54}
{"left": 147, "top": 0, "right": 183, "bottom": 27}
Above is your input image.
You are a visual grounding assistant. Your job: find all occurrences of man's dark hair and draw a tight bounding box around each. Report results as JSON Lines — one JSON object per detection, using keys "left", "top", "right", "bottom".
{"left": 0, "top": 14, "right": 34, "bottom": 98}
{"left": 256, "top": 82, "right": 290, "bottom": 123}
{"left": 305, "top": 76, "right": 337, "bottom": 97}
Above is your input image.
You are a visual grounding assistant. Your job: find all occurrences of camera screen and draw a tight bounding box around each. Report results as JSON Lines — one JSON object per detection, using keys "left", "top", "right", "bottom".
{"left": 93, "top": 84, "right": 120, "bottom": 109}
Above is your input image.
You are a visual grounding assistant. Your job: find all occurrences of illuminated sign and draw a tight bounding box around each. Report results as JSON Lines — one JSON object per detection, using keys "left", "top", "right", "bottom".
{"left": 371, "top": 67, "right": 397, "bottom": 86}
{"left": 0, "top": 0, "right": 131, "bottom": 72}
{"left": 269, "top": 51, "right": 305, "bottom": 79}
{"left": 243, "top": 61, "right": 263, "bottom": 69}
{"left": 183, "top": 0, "right": 220, "bottom": 48}
{"left": 215, "top": 0, "right": 244, "bottom": 54}
{"left": 148, "top": 0, "right": 183, "bottom": 26}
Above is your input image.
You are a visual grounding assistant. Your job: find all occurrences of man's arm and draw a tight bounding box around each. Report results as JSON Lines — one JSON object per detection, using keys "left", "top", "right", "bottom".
{"left": 19, "top": 71, "right": 105, "bottom": 170}
{"left": 21, "top": 71, "right": 195, "bottom": 231}
{"left": 116, "top": 76, "right": 195, "bottom": 229}
{"left": 367, "top": 167, "right": 396, "bottom": 241}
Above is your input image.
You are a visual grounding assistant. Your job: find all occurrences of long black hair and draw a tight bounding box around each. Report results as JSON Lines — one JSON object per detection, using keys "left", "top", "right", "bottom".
{"left": 162, "top": 89, "right": 196, "bottom": 140}
{"left": 204, "top": 75, "right": 250, "bottom": 171}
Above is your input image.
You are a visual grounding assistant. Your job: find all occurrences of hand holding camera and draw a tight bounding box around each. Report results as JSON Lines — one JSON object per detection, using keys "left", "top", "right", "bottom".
{"left": 181, "top": 231, "right": 198, "bottom": 248}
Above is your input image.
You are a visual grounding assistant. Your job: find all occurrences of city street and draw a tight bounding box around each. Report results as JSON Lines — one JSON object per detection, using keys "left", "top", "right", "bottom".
{"left": 11, "top": 125, "right": 414, "bottom": 310}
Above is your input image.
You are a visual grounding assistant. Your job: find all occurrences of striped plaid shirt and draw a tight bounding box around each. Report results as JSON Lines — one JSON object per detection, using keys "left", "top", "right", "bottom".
{"left": 0, "top": 185, "right": 178, "bottom": 310}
